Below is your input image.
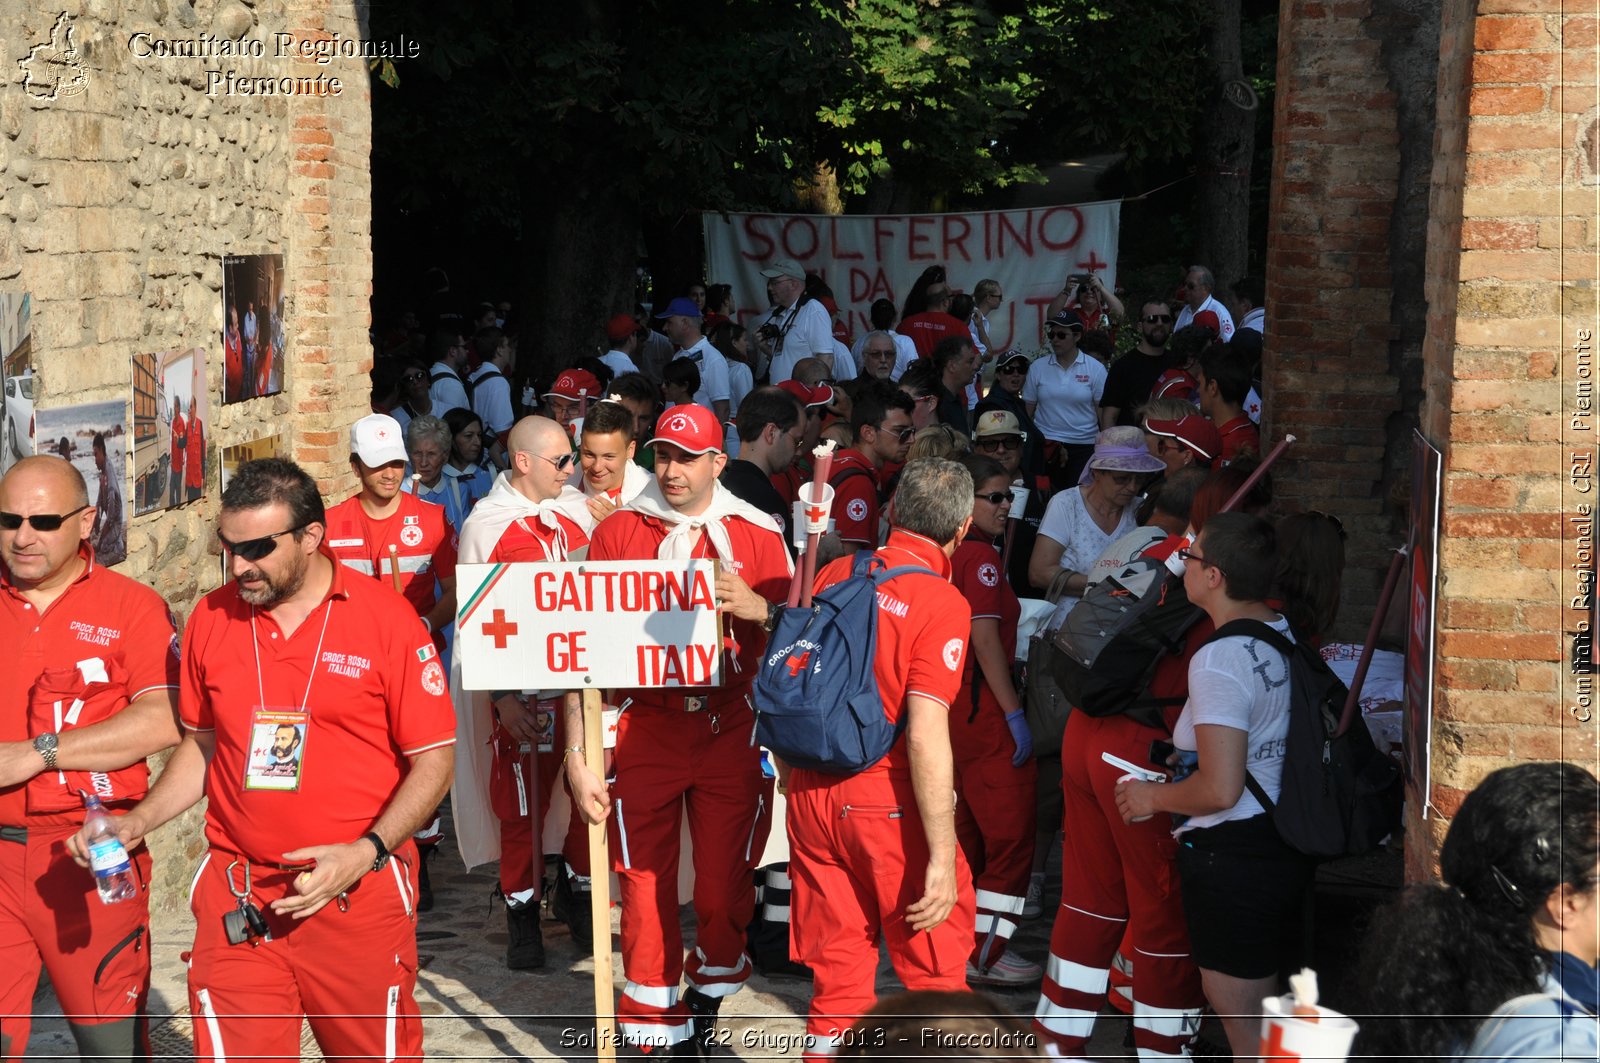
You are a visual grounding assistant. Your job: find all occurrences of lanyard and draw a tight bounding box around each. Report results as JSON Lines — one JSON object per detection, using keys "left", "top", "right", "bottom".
{"left": 250, "top": 599, "right": 334, "bottom": 711}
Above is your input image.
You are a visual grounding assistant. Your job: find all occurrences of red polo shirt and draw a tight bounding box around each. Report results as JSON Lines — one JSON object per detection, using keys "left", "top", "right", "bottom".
{"left": 324, "top": 492, "right": 458, "bottom": 616}
{"left": 588, "top": 508, "right": 790, "bottom": 712}
{"left": 829, "top": 449, "right": 882, "bottom": 549}
{"left": 897, "top": 311, "right": 969, "bottom": 359}
{"left": 1216, "top": 416, "right": 1261, "bottom": 465}
{"left": 180, "top": 547, "right": 456, "bottom": 863}
{"left": 482, "top": 512, "right": 590, "bottom": 563}
{"left": 809, "top": 529, "right": 971, "bottom": 776}
{"left": 0, "top": 545, "right": 179, "bottom": 826}
{"left": 170, "top": 412, "right": 186, "bottom": 481}
{"left": 950, "top": 532, "right": 1019, "bottom": 719}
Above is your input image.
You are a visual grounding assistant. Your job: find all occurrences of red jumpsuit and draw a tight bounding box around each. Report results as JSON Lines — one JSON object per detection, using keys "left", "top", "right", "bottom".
{"left": 949, "top": 532, "right": 1036, "bottom": 972}
{"left": 587, "top": 509, "right": 790, "bottom": 1048}
{"left": 1035, "top": 536, "right": 1207, "bottom": 1059}
{"left": 183, "top": 415, "right": 205, "bottom": 499}
{"left": 169, "top": 411, "right": 186, "bottom": 506}
{"left": 0, "top": 545, "right": 179, "bottom": 1061}
{"left": 787, "top": 529, "right": 977, "bottom": 1058}
{"left": 180, "top": 548, "right": 457, "bottom": 1061}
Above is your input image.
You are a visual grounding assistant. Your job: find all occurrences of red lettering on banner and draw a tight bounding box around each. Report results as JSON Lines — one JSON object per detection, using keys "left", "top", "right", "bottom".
{"left": 997, "top": 211, "right": 1032, "bottom": 257}
{"left": 1023, "top": 296, "right": 1056, "bottom": 339}
{"left": 740, "top": 215, "right": 776, "bottom": 261}
{"left": 849, "top": 267, "right": 894, "bottom": 304}
{"left": 1038, "top": 206, "right": 1083, "bottom": 251}
{"left": 907, "top": 216, "right": 934, "bottom": 261}
{"left": 782, "top": 217, "right": 819, "bottom": 261}
{"left": 874, "top": 217, "right": 898, "bottom": 261}
{"left": 830, "top": 216, "right": 864, "bottom": 260}
{"left": 636, "top": 644, "right": 715, "bottom": 686}
{"left": 483, "top": 609, "right": 518, "bottom": 649}
{"left": 942, "top": 215, "right": 973, "bottom": 263}
{"left": 547, "top": 631, "right": 588, "bottom": 671}
{"left": 693, "top": 643, "right": 717, "bottom": 682}
{"left": 1079, "top": 250, "right": 1109, "bottom": 273}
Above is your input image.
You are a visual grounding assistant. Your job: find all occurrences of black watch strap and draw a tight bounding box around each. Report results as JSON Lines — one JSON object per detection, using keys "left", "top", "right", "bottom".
{"left": 361, "top": 831, "right": 390, "bottom": 872}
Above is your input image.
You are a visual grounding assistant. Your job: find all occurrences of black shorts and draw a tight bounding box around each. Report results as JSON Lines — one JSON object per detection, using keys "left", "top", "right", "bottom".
{"left": 1175, "top": 814, "right": 1316, "bottom": 979}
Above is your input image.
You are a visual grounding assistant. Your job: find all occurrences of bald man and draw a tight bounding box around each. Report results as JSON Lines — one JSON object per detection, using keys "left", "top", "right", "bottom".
{"left": 454, "top": 416, "right": 592, "bottom": 969}
{"left": 0, "top": 456, "right": 181, "bottom": 1060}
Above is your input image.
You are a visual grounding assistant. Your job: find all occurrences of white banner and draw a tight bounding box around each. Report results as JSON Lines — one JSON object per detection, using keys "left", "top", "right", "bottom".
{"left": 455, "top": 560, "right": 723, "bottom": 691}
{"left": 703, "top": 202, "right": 1120, "bottom": 351}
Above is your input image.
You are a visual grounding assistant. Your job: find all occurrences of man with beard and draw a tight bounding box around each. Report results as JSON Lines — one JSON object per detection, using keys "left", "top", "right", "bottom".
{"left": 1099, "top": 299, "right": 1178, "bottom": 429}
{"left": 92, "top": 457, "right": 454, "bottom": 1060}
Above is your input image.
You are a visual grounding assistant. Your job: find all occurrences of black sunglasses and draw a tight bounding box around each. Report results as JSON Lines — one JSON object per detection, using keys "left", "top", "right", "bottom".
{"left": 976, "top": 436, "right": 1023, "bottom": 451}
{"left": 1143, "top": 314, "right": 1175, "bottom": 324}
{"left": 997, "top": 362, "right": 1027, "bottom": 373}
{"left": 878, "top": 424, "right": 916, "bottom": 443}
{"left": 974, "top": 491, "right": 1013, "bottom": 506}
{"left": 0, "top": 505, "right": 90, "bottom": 532}
{"left": 1047, "top": 330, "right": 1077, "bottom": 340}
{"left": 402, "top": 372, "right": 426, "bottom": 383}
{"left": 219, "top": 523, "right": 308, "bottom": 562}
{"left": 532, "top": 451, "right": 576, "bottom": 474}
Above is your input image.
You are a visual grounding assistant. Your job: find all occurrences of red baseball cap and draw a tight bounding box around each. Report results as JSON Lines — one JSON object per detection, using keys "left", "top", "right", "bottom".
{"left": 1192, "top": 309, "right": 1222, "bottom": 336}
{"left": 544, "top": 369, "right": 601, "bottom": 402}
{"left": 1151, "top": 369, "right": 1201, "bottom": 404}
{"left": 1144, "top": 413, "right": 1221, "bottom": 463}
{"left": 653, "top": 404, "right": 723, "bottom": 455}
{"left": 605, "top": 313, "right": 638, "bottom": 342}
{"left": 778, "top": 379, "right": 835, "bottom": 411}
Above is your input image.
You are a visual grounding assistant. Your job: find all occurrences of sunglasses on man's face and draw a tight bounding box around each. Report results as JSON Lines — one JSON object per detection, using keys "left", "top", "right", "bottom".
{"left": 1048, "top": 330, "right": 1077, "bottom": 340}
{"left": 976, "top": 436, "right": 1024, "bottom": 451}
{"left": 1143, "top": 314, "right": 1175, "bottom": 324}
{"left": 0, "top": 505, "right": 90, "bottom": 532}
{"left": 219, "top": 523, "right": 308, "bottom": 562}
{"left": 878, "top": 424, "right": 916, "bottom": 443}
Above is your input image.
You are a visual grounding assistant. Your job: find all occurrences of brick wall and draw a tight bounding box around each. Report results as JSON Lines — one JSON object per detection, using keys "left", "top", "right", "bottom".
{"left": 3, "top": 0, "right": 372, "bottom": 911}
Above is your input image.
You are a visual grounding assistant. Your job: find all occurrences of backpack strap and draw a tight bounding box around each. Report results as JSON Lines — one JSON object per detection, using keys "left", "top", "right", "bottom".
{"left": 1207, "top": 619, "right": 1295, "bottom": 817}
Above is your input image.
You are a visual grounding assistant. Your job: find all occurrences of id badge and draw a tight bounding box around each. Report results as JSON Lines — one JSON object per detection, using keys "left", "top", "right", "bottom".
{"left": 244, "top": 708, "right": 309, "bottom": 792}
{"left": 532, "top": 696, "right": 558, "bottom": 754}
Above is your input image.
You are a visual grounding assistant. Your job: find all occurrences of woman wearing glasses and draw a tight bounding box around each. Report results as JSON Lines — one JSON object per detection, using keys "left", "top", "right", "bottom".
{"left": 389, "top": 360, "right": 435, "bottom": 434}
{"left": 1023, "top": 312, "right": 1108, "bottom": 491}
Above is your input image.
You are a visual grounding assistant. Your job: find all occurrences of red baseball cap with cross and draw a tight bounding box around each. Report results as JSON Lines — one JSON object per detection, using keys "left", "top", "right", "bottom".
{"left": 653, "top": 404, "right": 723, "bottom": 455}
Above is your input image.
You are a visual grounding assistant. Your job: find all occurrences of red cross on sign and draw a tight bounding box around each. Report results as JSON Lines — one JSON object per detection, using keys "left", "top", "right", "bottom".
{"left": 1260, "top": 1023, "right": 1300, "bottom": 1061}
{"left": 482, "top": 609, "right": 518, "bottom": 649}
{"left": 1078, "top": 251, "right": 1109, "bottom": 273}
{"left": 785, "top": 651, "right": 811, "bottom": 677}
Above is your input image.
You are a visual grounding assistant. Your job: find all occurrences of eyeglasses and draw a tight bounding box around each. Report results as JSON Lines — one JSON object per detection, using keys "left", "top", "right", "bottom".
{"left": 0, "top": 505, "right": 90, "bottom": 532}
{"left": 1176, "top": 546, "right": 1225, "bottom": 575}
{"left": 532, "top": 451, "right": 576, "bottom": 474}
{"left": 401, "top": 372, "right": 426, "bottom": 383}
{"left": 877, "top": 424, "right": 916, "bottom": 443}
{"left": 219, "top": 523, "right": 308, "bottom": 562}
{"left": 1047, "top": 330, "right": 1077, "bottom": 340}
{"left": 975, "top": 491, "right": 1013, "bottom": 506}
{"left": 997, "top": 363, "right": 1027, "bottom": 374}
{"left": 976, "top": 436, "right": 1024, "bottom": 451}
{"left": 1142, "top": 314, "right": 1175, "bottom": 324}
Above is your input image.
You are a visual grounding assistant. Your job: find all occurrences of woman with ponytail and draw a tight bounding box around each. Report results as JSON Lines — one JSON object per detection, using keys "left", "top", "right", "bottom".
{"left": 1356, "top": 761, "right": 1598, "bottom": 1061}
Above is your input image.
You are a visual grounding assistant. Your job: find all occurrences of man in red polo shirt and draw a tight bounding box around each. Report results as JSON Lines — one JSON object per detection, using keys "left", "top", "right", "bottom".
{"left": 1194, "top": 345, "right": 1260, "bottom": 465}
{"left": 784, "top": 457, "right": 978, "bottom": 1058}
{"left": 829, "top": 379, "right": 914, "bottom": 552}
{"left": 566, "top": 404, "right": 790, "bottom": 1054}
{"left": 769, "top": 380, "right": 830, "bottom": 508}
{"left": 455, "top": 415, "right": 592, "bottom": 968}
{"left": 87, "top": 457, "right": 456, "bottom": 1061}
{"left": 0, "top": 456, "right": 180, "bottom": 1062}
{"left": 184, "top": 395, "right": 205, "bottom": 503}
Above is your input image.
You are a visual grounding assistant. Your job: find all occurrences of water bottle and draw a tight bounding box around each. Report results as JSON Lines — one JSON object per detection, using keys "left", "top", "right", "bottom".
{"left": 80, "top": 791, "right": 137, "bottom": 904}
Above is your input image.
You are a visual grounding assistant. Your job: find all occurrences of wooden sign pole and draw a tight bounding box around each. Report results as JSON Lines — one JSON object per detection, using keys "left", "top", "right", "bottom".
{"left": 582, "top": 686, "right": 617, "bottom": 1061}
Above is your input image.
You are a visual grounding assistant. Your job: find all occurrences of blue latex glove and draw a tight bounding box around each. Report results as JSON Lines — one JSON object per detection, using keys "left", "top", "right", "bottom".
{"left": 1004, "top": 710, "right": 1033, "bottom": 767}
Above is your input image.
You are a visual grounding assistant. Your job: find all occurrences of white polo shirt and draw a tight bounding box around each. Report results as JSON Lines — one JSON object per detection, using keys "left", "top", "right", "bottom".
{"left": 1174, "top": 294, "right": 1236, "bottom": 341}
{"left": 1022, "top": 350, "right": 1106, "bottom": 445}
{"left": 764, "top": 298, "right": 836, "bottom": 384}
{"left": 673, "top": 335, "right": 731, "bottom": 410}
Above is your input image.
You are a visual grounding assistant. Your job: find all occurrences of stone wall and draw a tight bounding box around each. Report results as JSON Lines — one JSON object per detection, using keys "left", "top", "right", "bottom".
{"left": 3, "top": 0, "right": 373, "bottom": 912}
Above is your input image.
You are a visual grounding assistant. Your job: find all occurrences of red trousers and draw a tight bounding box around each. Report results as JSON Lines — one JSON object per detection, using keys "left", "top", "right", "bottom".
{"left": 1035, "top": 712, "right": 1203, "bottom": 1060}
{"left": 788, "top": 769, "right": 975, "bottom": 1060}
{"left": 491, "top": 704, "right": 589, "bottom": 898}
{"left": 187, "top": 842, "right": 422, "bottom": 1062}
{"left": 608, "top": 706, "right": 765, "bottom": 1047}
{"left": 951, "top": 696, "right": 1036, "bottom": 970}
{"left": 0, "top": 823, "right": 151, "bottom": 1060}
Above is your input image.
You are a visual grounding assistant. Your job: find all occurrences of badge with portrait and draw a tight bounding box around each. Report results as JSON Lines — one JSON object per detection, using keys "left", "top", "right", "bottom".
{"left": 244, "top": 709, "right": 310, "bottom": 791}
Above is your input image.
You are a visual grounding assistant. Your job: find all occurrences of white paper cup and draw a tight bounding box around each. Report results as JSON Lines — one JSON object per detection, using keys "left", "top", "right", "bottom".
{"left": 1258, "top": 995, "right": 1358, "bottom": 1062}
{"left": 1008, "top": 484, "right": 1029, "bottom": 516}
{"left": 1117, "top": 773, "right": 1154, "bottom": 822}
{"left": 797, "top": 483, "right": 836, "bottom": 535}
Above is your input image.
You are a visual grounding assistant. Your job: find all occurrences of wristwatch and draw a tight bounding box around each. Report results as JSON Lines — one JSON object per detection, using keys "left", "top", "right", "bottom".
{"left": 32, "top": 732, "right": 58, "bottom": 772}
{"left": 361, "top": 831, "right": 391, "bottom": 872}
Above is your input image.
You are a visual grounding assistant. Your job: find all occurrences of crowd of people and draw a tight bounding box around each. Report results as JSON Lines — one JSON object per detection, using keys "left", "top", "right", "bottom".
{"left": 0, "top": 258, "right": 1588, "bottom": 1063}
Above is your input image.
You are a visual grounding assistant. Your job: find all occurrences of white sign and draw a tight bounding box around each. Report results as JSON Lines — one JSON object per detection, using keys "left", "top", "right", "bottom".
{"left": 455, "top": 560, "right": 723, "bottom": 691}
{"left": 703, "top": 202, "right": 1120, "bottom": 350}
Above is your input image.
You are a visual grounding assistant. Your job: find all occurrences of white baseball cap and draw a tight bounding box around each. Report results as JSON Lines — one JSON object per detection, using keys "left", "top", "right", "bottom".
{"left": 350, "top": 413, "right": 408, "bottom": 467}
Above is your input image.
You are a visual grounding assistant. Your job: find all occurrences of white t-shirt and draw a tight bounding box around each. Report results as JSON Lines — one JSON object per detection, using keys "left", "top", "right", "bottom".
{"left": 1037, "top": 487, "right": 1141, "bottom": 629}
{"left": 469, "top": 364, "right": 514, "bottom": 435}
{"left": 1174, "top": 294, "right": 1236, "bottom": 341}
{"left": 428, "top": 361, "right": 470, "bottom": 414}
{"left": 674, "top": 336, "right": 731, "bottom": 410}
{"left": 1022, "top": 350, "right": 1107, "bottom": 444}
{"left": 764, "top": 299, "right": 836, "bottom": 383}
{"left": 830, "top": 339, "right": 857, "bottom": 381}
{"left": 724, "top": 360, "right": 755, "bottom": 456}
{"left": 1172, "top": 615, "right": 1295, "bottom": 834}
{"left": 601, "top": 348, "right": 641, "bottom": 378}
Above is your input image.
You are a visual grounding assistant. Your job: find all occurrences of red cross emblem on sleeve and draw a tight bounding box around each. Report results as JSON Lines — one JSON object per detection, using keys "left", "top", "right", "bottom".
{"left": 482, "top": 609, "right": 518, "bottom": 649}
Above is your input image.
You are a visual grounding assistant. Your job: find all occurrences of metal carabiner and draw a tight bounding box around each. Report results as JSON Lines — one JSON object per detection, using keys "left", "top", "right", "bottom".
{"left": 224, "top": 858, "right": 253, "bottom": 901}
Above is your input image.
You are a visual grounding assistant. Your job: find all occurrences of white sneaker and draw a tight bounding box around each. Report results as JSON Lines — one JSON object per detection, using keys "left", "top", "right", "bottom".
{"left": 1021, "top": 872, "right": 1046, "bottom": 920}
{"left": 967, "top": 948, "right": 1044, "bottom": 987}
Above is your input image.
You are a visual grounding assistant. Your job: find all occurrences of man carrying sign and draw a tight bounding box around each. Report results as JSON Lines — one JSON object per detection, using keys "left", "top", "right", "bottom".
{"left": 456, "top": 416, "right": 592, "bottom": 968}
{"left": 571, "top": 404, "right": 791, "bottom": 1054}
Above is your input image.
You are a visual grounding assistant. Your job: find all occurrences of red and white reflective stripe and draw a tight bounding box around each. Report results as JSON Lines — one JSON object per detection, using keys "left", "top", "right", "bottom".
{"left": 188, "top": 852, "right": 212, "bottom": 902}
{"left": 974, "top": 912, "right": 1018, "bottom": 939}
{"left": 512, "top": 761, "right": 528, "bottom": 817}
{"left": 1060, "top": 900, "right": 1128, "bottom": 924}
{"left": 1133, "top": 999, "right": 1204, "bottom": 1040}
{"left": 622, "top": 981, "right": 678, "bottom": 1009}
{"left": 803, "top": 1031, "right": 844, "bottom": 1058}
{"left": 389, "top": 860, "right": 415, "bottom": 918}
{"left": 384, "top": 984, "right": 400, "bottom": 1062}
{"left": 974, "top": 888, "right": 1025, "bottom": 915}
{"left": 1034, "top": 994, "right": 1098, "bottom": 1040}
{"left": 1046, "top": 953, "right": 1110, "bottom": 995}
{"left": 196, "top": 988, "right": 227, "bottom": 1063}
{"left": 620, "top": 1019, "right": 692, "bottom": 1047}
{"left": 615, "top": 799, "right": 633, "bottom": 869}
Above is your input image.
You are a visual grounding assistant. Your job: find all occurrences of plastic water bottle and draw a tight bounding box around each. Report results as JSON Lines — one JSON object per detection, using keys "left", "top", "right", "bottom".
{"left": 80, "top": 791, "right": 137, "bottom": 904}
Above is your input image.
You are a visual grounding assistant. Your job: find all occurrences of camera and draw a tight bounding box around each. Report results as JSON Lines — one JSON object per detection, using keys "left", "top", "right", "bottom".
{"left": 756, "top": 322, "right": 781, "bottom": 342}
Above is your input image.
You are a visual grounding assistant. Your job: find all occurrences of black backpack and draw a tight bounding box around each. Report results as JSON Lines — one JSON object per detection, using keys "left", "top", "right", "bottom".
{"left": 1206, "top": 619, "right": 1402, "bottom": 860}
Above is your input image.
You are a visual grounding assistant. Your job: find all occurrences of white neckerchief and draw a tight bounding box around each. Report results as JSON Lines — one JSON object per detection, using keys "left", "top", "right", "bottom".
{"left": 624, "top": 478, "right": 788, "bottom": 570}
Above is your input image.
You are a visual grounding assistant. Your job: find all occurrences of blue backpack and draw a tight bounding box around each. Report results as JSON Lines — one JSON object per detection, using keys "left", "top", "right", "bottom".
{"left": 753, "top": 553, "right": 936, "bottom": 774}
